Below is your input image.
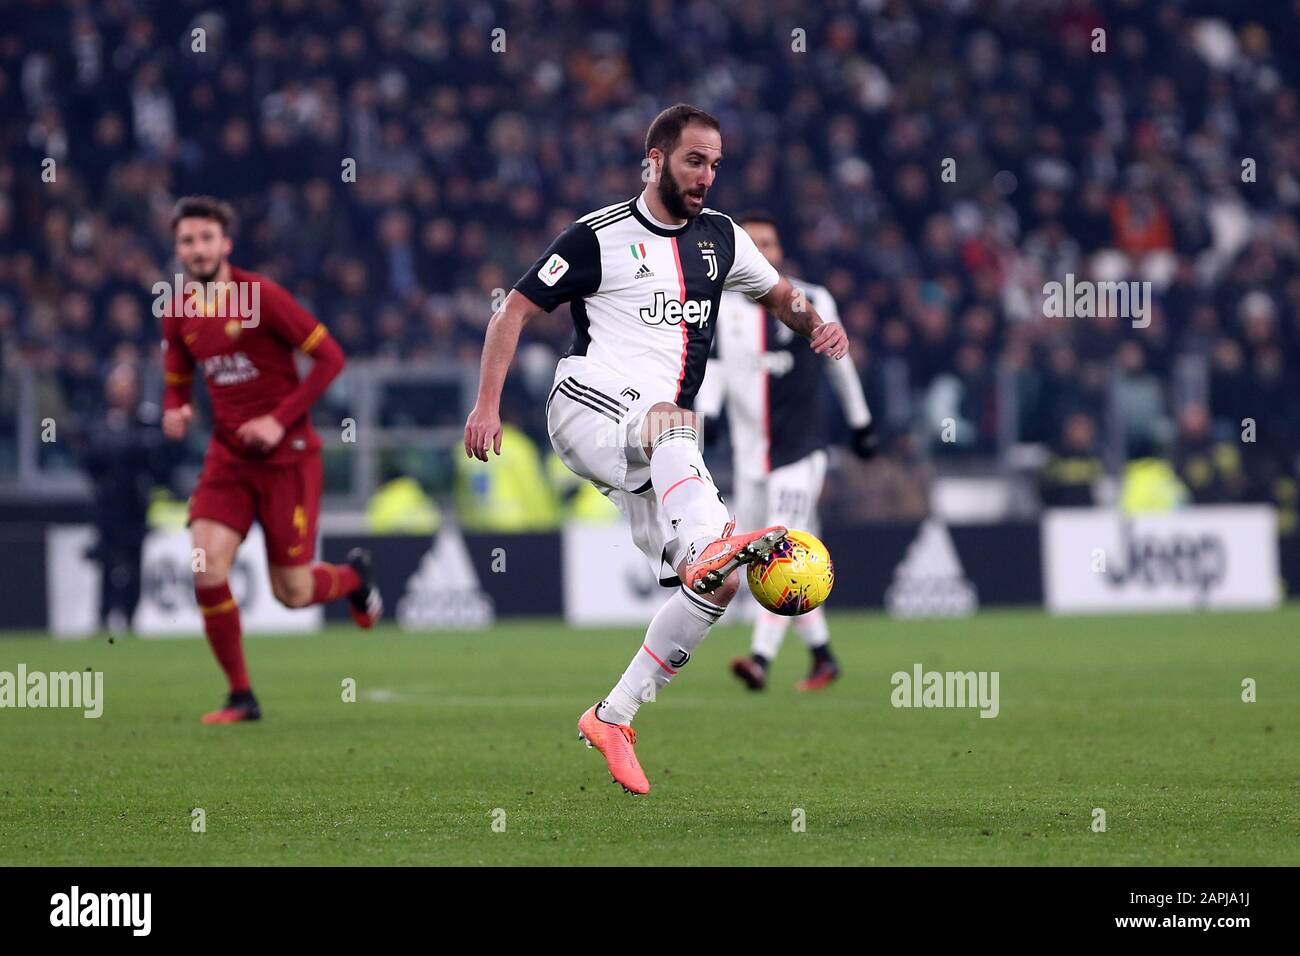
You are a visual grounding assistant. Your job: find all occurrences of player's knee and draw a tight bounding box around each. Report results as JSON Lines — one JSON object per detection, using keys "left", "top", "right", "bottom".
{"left": 190, "top": 526, "right": 237, "bottom": 588}
{"left": 192, "top": 567, "right": 229, "bottom": 590}
{"left": 642, "top": 402, "right": 698, "bottom": 453}
{"left": 271, "top": 576, "right": 313, "bottom": 608}
{"left": 191, "top": 552, "right": 233, "bottom": 589}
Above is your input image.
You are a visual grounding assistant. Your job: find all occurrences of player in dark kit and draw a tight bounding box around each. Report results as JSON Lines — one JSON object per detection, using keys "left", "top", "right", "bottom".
{"left": 160, "top": 196, "right": 382, "bottom": 724}
{"left": 697, "top": 212, "right": 876, "bottom": 692}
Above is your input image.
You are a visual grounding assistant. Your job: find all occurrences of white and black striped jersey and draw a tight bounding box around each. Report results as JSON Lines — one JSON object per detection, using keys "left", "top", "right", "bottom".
{"left": 699, "top": 281, "right": 871, "bottom": 476}
{"left": 513, "top": 195, "right": 779, "bottom": 408}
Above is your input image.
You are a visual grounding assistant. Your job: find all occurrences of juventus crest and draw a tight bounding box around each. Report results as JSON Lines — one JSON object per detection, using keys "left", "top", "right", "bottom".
{"left": 698, "top": 240, "right": 718, "bottom": 280}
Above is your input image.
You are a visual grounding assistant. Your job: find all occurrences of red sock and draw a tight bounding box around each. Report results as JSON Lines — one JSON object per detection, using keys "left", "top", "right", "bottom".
{"left": 310, "top": 563, "right": 363, "bottom": 604}
{"left": 196, "top": 582, "right": 249, "bottom": 693}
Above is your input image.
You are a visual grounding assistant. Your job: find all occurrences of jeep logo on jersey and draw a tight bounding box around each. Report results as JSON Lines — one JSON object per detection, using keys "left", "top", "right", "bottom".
{"left": 639, "top": 291, "right": 713, "bottom": 328}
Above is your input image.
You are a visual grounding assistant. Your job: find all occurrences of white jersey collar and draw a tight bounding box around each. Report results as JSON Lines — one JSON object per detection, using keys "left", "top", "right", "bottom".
{"left": 635, "top": 193, "right": 689, "bottom": 234}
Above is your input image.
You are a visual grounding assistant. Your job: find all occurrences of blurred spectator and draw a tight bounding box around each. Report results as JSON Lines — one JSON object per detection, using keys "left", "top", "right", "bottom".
{"left": 1039, "top": 412, "right": 1103, "bottom": 507}
{"left": 1120, "top": 437, "right": 1190, "bottom": 514}
{"left": 1114, "top": 340, "right": 1170, "bottom": 453}
{"left": 74, "top": 363, "right": 175, "bottom": 633}
{"left": 1176, "top": 402, "right": 1250, "bottom": 504}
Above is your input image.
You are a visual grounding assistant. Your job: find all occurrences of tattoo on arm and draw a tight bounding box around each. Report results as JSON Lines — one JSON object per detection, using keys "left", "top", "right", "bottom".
{"left": 761, "top": 279, "right": 821, "bottom": 337}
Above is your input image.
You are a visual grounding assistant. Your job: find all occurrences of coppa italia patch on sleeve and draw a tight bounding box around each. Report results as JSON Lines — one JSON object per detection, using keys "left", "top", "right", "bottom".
{"left": 538, "top": 254, "right": 569, "bottom": 286}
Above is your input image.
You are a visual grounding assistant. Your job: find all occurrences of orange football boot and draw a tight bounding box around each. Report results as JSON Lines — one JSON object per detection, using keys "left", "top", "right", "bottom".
{"left": 201, "top": 691, "right": 262, "bottom": 724}
{"left": 683, "top": 526, "right": 788, "bottom": 594}
{"left": 577, "top": 703, "right": 650, "bottom": 795}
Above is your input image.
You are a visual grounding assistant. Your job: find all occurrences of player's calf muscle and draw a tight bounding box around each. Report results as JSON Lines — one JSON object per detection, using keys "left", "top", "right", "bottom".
{"left": 689, "top": 573, "right": 739, "bottom": 607}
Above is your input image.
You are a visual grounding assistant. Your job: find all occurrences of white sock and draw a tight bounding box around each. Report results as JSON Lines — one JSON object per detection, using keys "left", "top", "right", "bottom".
{"left": 793, "top": 607, "right": 829, "bottom": 649}
{"left": 751, "top": 611, "right": 790, "bottom": 661}
{"left": 649, "top": 424, "right": 730, "bottom": 563}
{"left": 599, "top": 587, "right": 725, "bottom": 724}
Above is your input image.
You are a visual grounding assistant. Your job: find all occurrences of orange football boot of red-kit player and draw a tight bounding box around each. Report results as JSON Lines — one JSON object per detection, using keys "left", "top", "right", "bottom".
{"left": 201, "top": 690, "right": 262, "bottom": 724}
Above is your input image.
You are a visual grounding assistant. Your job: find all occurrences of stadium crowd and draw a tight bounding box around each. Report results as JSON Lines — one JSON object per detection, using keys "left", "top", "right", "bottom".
{"left": 1, "top": 0, "right": 1297, "bottom": 521}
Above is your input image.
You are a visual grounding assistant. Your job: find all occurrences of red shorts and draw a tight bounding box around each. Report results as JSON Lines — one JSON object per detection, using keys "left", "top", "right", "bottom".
{"left": 189, "top": 450, "right": 322, "bottom": 566}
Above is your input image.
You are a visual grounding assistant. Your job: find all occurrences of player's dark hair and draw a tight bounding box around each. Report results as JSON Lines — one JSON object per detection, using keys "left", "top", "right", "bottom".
{"left": 644, "top": 104, "right": 721, "bottom": 157}
{"left": 171, "top": 195, "right": 236, "bottom": 235}
{"left": 737, "top": 210, "right": 779, "bottom": 229}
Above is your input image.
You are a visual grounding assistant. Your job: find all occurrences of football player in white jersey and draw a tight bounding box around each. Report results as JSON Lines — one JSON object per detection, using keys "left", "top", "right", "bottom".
{"left": 463, "top": 104, "right": 849, "bottom": 795}
{"left": 696, "top": 212, "right": 876, "bottom": 693}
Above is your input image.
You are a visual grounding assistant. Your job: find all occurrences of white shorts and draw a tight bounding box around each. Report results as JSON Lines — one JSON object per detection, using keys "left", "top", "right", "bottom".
{"left": 736, "top": 449, "right": 828, "bottom": 536}
{"left": 727, "top": 450, "right": 828, "bottom": 621}
{"left": 546, "top": 356, "right": 682, "bottom": 585}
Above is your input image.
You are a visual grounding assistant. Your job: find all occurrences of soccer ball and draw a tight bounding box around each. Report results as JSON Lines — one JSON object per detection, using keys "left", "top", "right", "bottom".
{"left": 746, "top": 530, "right": 834, "bottom": 616}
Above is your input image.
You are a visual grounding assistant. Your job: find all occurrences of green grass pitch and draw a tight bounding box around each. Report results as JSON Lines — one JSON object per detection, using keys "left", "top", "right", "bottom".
{"left": 1, "top": 607, "right": 1296, "bottom": 866}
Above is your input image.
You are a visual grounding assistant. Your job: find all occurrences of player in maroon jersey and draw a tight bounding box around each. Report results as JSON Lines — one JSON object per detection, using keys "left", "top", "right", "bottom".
{"left": 160, "top": 196, "right": 382, "bottom": 724}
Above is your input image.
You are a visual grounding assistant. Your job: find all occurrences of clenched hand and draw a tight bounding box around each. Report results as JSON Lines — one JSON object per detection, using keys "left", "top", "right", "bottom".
{"left": 162, "top": 404, "right": 193, "bottom": 440}
{"left": 810, "top": 322, "right": 848, "bottom": 359}
{"left": 236, "top": 414, "right": 286, "bottom": 452}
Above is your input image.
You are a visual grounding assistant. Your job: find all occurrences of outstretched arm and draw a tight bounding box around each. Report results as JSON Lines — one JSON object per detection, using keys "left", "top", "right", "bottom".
{"left": 756, "top": 277, "right": 848, "bottom": 359}
{"left": 827, "top": 346, "right": 880, "bottom": 457}
{"left": 825, "top": 348, "right": 872, "bottom": 429}
{"left": 464, "top": 290, "right": 543, "bottom": 461}
{"left": 809, "top": 285, "right": 871, "bottom": 430}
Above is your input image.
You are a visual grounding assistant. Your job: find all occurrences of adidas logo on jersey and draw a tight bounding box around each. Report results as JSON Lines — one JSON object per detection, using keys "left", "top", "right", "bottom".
{"left": 634, "top": 263, "right": 655, "bottom": 279}
{"left": 639, "top": 290, "right": 713, "bottom": 328}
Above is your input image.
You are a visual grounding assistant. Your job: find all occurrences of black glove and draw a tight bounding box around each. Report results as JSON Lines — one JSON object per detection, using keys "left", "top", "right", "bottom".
{"left": 850, "top": 421, "right": 880, "bottom": 459}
